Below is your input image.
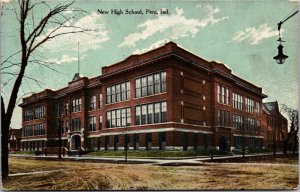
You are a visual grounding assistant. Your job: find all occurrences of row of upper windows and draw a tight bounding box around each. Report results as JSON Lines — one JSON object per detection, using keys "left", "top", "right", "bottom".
{"left": 135, "top": 101, "right": 167, "bottom": 125}
{"left": 106, "top": 82, "right": 130, "bottom": 104}
{"left": 217, "top": 84, "right": 261, "bottom": 114}
{"left": 106, "top": 71, "right": 167, "bottom": 104}
{"left": 23, "top": 123, "right": 45, "bottom": 136}
{"left": 55, "top": 115, "right": 104, "bottom": 134}
{"left": 51, "top": 71, "right": 167, "bottom": 115}
{"left": 232, "top": 114, "right": 262, "bottom": 132}
{"left": 217, "top": 110, "right": 261, "bottom": 132}
{"left": 23, "top": 106, "right": 45, "bottom": 121}
{"left": 54, "top": 94, "right": 103, "bottom": 115}
{"left": 64, "top": 101, "right": 167, "bottom": 131}
{"left": 135, "top": 71, "right": 166, "bottom": 98}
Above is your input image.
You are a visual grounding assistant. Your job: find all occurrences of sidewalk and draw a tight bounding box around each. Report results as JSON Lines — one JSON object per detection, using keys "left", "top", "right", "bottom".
{"left": 10, "top": 152, "right": 281, "bottom": 166}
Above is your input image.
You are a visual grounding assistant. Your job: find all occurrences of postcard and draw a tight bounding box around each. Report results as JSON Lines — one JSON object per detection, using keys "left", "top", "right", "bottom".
{"left": 1, "top": 0, "right": 299, "bottom": 190}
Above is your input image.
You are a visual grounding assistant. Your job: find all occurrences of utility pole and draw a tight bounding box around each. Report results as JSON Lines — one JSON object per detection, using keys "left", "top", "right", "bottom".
{"left": 57, "top": 114, "right": 63, "bottom": 159}
{"left": 273, "top": 115, "right": 277, "bottom": 157}
{"left": 125, "top": 133, "right": 128, "bottom": 162}
{"left": 242, "top": 123, "right": 245, "bottom": 158}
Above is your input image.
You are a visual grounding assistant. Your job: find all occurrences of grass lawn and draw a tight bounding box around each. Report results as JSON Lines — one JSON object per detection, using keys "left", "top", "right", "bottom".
{"left": 2, "top": 157, "right": 298, "bottom": 190}
{"left": 85, "top": 150, "right": 212, "bottom": 158}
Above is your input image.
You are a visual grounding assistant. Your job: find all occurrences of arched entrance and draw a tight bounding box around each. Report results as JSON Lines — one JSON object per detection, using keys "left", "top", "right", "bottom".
{"left": 71, "top": 135, "right": 81, "bottom": 150}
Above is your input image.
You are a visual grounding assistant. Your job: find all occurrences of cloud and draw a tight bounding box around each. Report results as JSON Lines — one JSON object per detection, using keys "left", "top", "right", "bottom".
{"left": 1, "top": 0, "right": 12, "bottom": 3}
{"left": 119, "top": 5, "right": 229, "bottom": 48}
{"left": 45, "top": 54, "right": 79, "bottom": 64}
{"left": 132, "top": 39, "right": 170, "bottom": 54}
{"left": 232, "top": 24, "right": 280, "bottom": 45}
{"left": 37, "top": 12, "right": 109, "bottom": 64}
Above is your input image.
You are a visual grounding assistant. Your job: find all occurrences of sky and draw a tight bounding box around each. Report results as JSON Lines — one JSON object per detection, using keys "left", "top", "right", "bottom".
{"left": 0, "top": 0, "right": 299, "bottom": 129}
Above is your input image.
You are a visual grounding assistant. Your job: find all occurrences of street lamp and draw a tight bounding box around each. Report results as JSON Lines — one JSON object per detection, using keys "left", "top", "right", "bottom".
{"left": 273, "top": 10, "right": 298, "bottom": 64}
{"left": 273, "top": 43, "right": 288, "bottom": 64}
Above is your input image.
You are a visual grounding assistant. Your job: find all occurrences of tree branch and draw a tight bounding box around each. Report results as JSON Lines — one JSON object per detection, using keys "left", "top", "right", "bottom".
{"left": 1, "top": 51, "right": 22, "bottom": 66}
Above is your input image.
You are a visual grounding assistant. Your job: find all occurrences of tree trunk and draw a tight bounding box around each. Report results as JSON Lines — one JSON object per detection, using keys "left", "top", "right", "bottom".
{"left": 283, "top": 140, "right": 288, "bottom": 155}
{"left": 293, "top": 134, "right": 298, "bottom": 154}
{"left": 1, "top": 97, "right": 9, "bottom": 178}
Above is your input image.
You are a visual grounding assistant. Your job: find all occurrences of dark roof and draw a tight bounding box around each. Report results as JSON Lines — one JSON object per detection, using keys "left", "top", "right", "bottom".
{"left": 263, "top": 101, "right": 287, "bottom": 121}
{"left": 262, "top": 104, "right": 272, "bottom": 115}
{"left": 263, "top": 101, "right": 278, "bottom": 113}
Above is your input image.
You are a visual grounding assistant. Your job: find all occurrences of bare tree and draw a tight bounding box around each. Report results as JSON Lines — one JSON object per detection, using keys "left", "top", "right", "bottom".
{"left": 1, "top": 0, "right": 91, "bottom": 178}
{"left": 281, "top": 104, "right": 299, "bottom": 154}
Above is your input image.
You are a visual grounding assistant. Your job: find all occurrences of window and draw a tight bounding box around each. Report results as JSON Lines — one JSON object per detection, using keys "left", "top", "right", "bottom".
{"left": 233, "top": 114, "right": 244, "bottom": 129}
{"left": 222, "top": 87, "right": 225, "bottom": 104}
{"left": 23, "top": 125, "right": 33, "bottom": 136}
{"left": 98, "top": 93, "right": 102, "bottom": 109}
{"left": 121, "top": 109, "right": 126, "bottom": 127}
{"left": 64, "top": 102, "right": 69, "bottom": 115}
{"left": 247, "top": 118, "right": 255, "bottom": 131}
{"left": 135, "top": 106, "right": 141, "bottom": 125}
{"left": 147, "top": 75, "right": 153, "bottom": 95}
{"left": 34, "top": 123, "right": 45, "bottom": 135}
{"left": 135, "top": 79, "right": 141, "bottom": 98}
{"left": 89, "top": 116, "right": 96, "bottom": 131}
{"left": 126, "top": 108, "right": 131, "bottom": 126}
{"left": 257, "top": 120, "right": 261, "bottom": 132}
{"left": 99, "top": 115, "right": 102, "bottom": 130}
{"left": 217, "top": 85, "right": 221, "bottom": 103}
{"left": 233, "top": 93, "right": 243, "bottom": 110}
{"left": 106, "top": 112, "right": 111, "bottom": 128}
{"left": 107, "top": 87, "right": 111, "bottom": 104}
{"left": 126, "top": 82, "right": 130, "bottom": 100}
{"left": 116, "top": 110, "right": 121, "bottom": 127}
{"left": 154, "top": 73, "right": 161, "bottom": 94}
{"left": 116, "top": 84, "right": 121, "bottom": 102}
{"left": 141, "top": 77, "right": 147, "bottom": 97}
{"left": 161, "top": 102, "right": 167, "bottom": 122}
{"left": 135, "top": 101, "right": 167, "bottom": 125}
{"left": 235, "top": 136, "right": 243, "bottom": 149}
{"left": 55, "top": 103, "right": 62, "bottom": 117}
{"left": 226, "top": 88, "right": 230, "bottom": 105}
{"left": 161, "top": 72, "right": 167, "bottom": 92}
{"left": 217, "top": 110, "right": 221, "bottom": 126}
{"left": 24, "top": 109, "right": 33, "bottom": 121}
{"left": 218, "top": 85, "right": 230, "bottom": 105}
{"left": 255, "top": 102, "right": 260, "bottom": 115}
{"left": 71, "top": 118, "right": 81, "bottom": 131}
{"left": 218, "top": 109, "right": 230, "bottom": 127}
{"left": 121, "top": 83, "right": 126, "bottom": 101}
{"left": 106, "top": 107, "right": 131, "bottom": 128}
{"left": 154, "top": 103, "right": 161, "bottom": 123}
{"left": 135, "top": 71, "right": 166, "bottom": 98}
{"left": 147, "top": 104, "right": 154, "bottom": 124}
{"left": 89, "top": 95, "right": 96, "bottom": 111}
{"left": 141, "top": 105, "right": 147, "bottom": 124}
{"left": 34, "top": 106, "right": 45, "bottom": 119}
{"left": 72, "top": 98, "right": 81, "bottom": 112}
{"left": 111, "top": 86, "right": 116, "bottom": 103}
{"left": 111, "top": 110, "right": 116, "bottom": 128}
{"left": 245, "top": 98, "right": 254, "bottom": 113}
{"left": 106, "top": 81, "right": 130, "bottom": 104}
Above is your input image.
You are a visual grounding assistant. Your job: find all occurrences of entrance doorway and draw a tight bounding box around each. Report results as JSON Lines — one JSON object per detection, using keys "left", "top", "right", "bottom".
{"left": 219, "top": 136, "right": 228, "bottom": 151}
{"left": 71, "top": 135, "right": 81, "bottom": 150}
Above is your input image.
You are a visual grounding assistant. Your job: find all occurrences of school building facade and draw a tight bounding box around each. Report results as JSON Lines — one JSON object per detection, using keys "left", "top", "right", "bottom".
{"left": 19, "top": 42, "right": 286, "bottom": 152}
